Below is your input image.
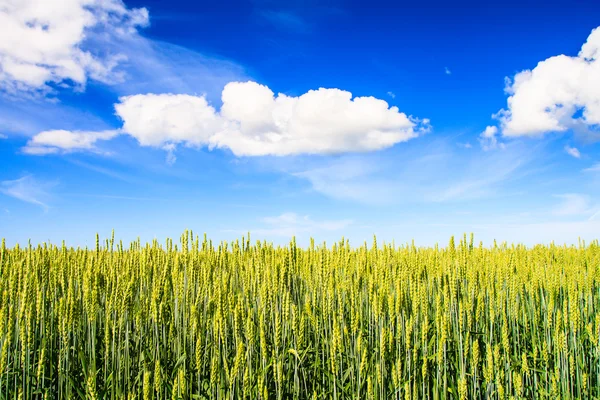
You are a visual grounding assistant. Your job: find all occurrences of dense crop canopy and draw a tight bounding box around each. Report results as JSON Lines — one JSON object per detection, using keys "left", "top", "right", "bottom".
{"left": 0, "top": 232, "right": 599, "bottom": 399}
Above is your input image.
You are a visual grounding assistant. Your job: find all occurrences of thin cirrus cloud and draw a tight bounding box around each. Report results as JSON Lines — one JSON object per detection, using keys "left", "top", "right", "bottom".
{"left": 551, "top": 193, "right": 598, "bottom": 219}
{"left": 495, "top": 26, "right": 600, "bottom": 138}
{"left": 583, "top": 163, "right": 600, "bottom": 172}
{"left": 111, "top": 37, "right": 248, "bottom": 102}
{"left": 25, "top": 81, "right": 431, "bottom": 157}
{"left": 0, "top": 0, "right": 248, "bottom": 134}
{"left": 0, "top": 0, "right": 149, "bottom": 96}
{"left": 0, "top": 175, "right": 54, "bottom": 209}
{"left": 290, "top": 137, "right": 534, "bottom": 205}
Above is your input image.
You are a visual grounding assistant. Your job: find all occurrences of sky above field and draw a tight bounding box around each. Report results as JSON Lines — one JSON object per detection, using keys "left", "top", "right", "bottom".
{"left": 1, "top": 0, "right": 600, "bottom": 247}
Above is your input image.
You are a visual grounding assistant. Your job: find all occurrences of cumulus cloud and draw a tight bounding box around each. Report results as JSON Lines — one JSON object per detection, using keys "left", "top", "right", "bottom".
{"left": 114, "top": 81, "right": 429, "bottom": 157}
{"left": 114, "top": 93, "right": 221, "bottom": 146}
{"left": 0, "top": 0, "right": 148, "bottom": 95}
{"left": 25, "top": 82, "right": 428, "bottom": 158}
{"left": 496, "top": 27, "right": 600, "bottom": 137}
{"left": 479, "top": 126, "right": 504, "bottom": 151}
{"left": 23, "top": 129, "right": 119, "bottom": 154}
{"left": 564, "top": 145, "right": 581, "bottom": 158}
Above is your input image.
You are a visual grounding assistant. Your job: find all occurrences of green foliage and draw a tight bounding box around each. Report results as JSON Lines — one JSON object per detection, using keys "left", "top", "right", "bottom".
{"left": 0, "top": 233, "right": 599, "bottom": 399}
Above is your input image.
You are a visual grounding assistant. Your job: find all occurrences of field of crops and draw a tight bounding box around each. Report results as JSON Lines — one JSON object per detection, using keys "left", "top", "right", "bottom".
{"left": 0, "top": 232, "right": 599, "bottom": 399}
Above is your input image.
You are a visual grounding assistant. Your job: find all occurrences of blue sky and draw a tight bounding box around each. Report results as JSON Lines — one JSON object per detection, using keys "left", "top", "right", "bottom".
{"left": 1, "top": 0, "right": 600, "bottom": 247}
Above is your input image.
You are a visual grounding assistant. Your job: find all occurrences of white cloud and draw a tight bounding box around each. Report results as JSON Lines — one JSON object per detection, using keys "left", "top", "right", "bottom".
{"left": 445, "top": 67, "right": 451, "bottom": 75}
{"left": 387, "top": 91, "right": 396, "bottom": 98}
{"left": 214, "top": 82, "right": 429, "bottom": 156}
{"left": 433, "top": 154, "right": 522, "bottom": 202}
{"left": 0, "top": 133, "right": 7, "bottom": 139}
{"left": 496, "top": 26, "right": 600, "bottom": 137}
{"left": 0, "top": 98, "right": 116, "bottom": 137}
{"left": 115, "top": 93, "right": 221, "bottom": 147}
{"left": 564, "top": 145, "right": 581, "bottom": 158}
{"left": 112, "top": 39, "right": 247, "bottom": 103}
{"left": 25, "top": 81, "right": 428, "bottom": 159}
{"left": 163, "top": 143, "right": 177, "bottom": 165}
{"left": 293, "top": 157, "right": 393, "bottom": 205}
{"left": 114, "top": 81, "right": 429, "bottom": 157}
{"left": 0, "top": 0, "right": 149, "bottom": 95}
{"left": 478, "top": 125, "right": 504, "bottom": 151}
{"left": 23, "top": 129, "right": 119, "bottom": 154}
{"left": 293, "top": 139, "right": 531, "bottom": 205}
{"left": 0, "top": 175, "right": 54, "bottom": 209}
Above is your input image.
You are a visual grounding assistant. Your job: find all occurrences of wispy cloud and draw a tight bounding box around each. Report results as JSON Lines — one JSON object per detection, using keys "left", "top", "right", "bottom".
{"left": 23, "top": 129, "right": 119, "bottom": 155}
{"left": 583, "top": 163, "right": 600, "bottom": 172}
{"left": 67, "top": 159, "right": 138, "bottom": 184}
{"left": 0, "top": 100, "right": 113, "bottom": 137}
{"left": 445, "top": 67, "right": 451, "bottom": 75}
{"left": 0, "top": 133, "right": 7, "bottom": 139}
{"left": 496, "top": 26, "right": 600, "bottom": 138}
{"left": 293, "top": 156, "right": 397, "bottom": 205}
{"left": 479, "top": 126, "right": 504, "bottom": 151}
{"left": 551, "top": 193, "right": 595, "bottom": 217}
{"left": 387, "top": 91, "right": 396, "bottom": 99}
{"left": 0, "top": 175, "right": 55, "bottom": 209}
{"left": 67, "top": 193, "right": 165, "bottom": 202}
{"left": 292, "top": 138, "right": 535, "bottom": 205}
{"left": 564, "top": 145, "right": 581, "bottom": 158}
{"left": 0, "top": 3, "right": 248, "bottom": 140}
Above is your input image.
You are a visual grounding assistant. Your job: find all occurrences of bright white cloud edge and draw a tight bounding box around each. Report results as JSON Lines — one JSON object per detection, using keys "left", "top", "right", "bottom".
{"left": 0, "top": 0, "right": 149, "bottom": 95}
{"left": 25, "top": 81, "right": 431, "bottom": 157}
{"left": 496, "top": 26, "right": 600, "bottom": 138}
{"left": 479, "top": 125, "right": 504, "bottom": 151}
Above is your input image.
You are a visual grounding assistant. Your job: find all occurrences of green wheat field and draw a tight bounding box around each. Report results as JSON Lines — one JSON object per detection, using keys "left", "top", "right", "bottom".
{"left": 0, "top": 232, "right": 599, "bottom": 399}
